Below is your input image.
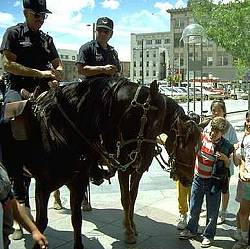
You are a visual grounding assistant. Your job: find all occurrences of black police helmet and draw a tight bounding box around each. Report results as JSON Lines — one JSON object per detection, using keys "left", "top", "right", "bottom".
{"left": 96, "top": 17, "right": 113, "bottom": 31}
{"left": 23, "top": 0, "right": 52, "bottom": 13}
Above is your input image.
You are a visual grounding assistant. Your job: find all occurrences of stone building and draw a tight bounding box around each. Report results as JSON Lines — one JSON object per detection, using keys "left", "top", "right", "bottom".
{"left": 130, "top": 5, "right": 236, "bottom": 85}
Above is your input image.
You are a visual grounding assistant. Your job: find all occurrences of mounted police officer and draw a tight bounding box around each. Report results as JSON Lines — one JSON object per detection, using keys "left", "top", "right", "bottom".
{"left": 0, "top": 0, "right": 63, "bottom": 240}
{"left": 1, "top": 0, "right": 63, "bottom": 101}
{"left": 76, "top": 16, "right": 121, "bottom": 78}
{"left": 75, "top": 17, "right": 121, "bottom": 185}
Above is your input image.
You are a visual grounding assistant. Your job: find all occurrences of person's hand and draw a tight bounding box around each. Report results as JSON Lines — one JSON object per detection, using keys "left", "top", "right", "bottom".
{"left": 51, "top": 68, "right": 63, "bottom": 81}
{"left": 48, "top": 80, "right": 59, "bottom": 89}
{"left": 32, "top": 230, "right": 48, "bottom": 249}
{"left": 39, "top": 70, "right": 57, "bottom": 80}
{"left": 216, "top": 152, "right": 229, "bottom": 166}
{"left": 103, "top": 64, "right": 118, "bottom": 76}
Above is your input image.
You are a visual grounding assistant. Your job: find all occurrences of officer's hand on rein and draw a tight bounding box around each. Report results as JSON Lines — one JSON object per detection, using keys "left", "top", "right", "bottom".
{"left": 51, "top": 68, "right": 63, "bottom": 81}
{"left": 48, "top": 80, "right": 59, "bottom": 89}
{"left": 103, "top": 64, "right": 117, "bottom": 76}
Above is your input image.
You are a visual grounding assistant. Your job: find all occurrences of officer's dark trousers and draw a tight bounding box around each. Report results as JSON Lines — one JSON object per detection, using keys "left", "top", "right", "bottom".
{"left": 1, "top": 89, "right": 31, "bottom": 206}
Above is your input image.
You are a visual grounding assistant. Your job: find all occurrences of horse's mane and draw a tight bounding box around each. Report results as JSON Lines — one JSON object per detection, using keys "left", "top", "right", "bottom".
{"left": 34, "top": 77, "right": 131, "bottom": 153}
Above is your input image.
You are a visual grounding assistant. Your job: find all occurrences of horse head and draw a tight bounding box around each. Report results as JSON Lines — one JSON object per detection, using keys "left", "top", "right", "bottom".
{"left": 164, "top": 113, "right": 201, "bottom": 187}
{"left": 113, "top": 79, "right": 166, "bottom": 173}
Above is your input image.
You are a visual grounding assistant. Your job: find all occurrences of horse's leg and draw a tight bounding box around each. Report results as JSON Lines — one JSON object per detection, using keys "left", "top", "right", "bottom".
{"left": 118, "top": 171, "right": 136, "bottom": 244}
{"left": 32, "top": 181, "right": 50, "bottom": 249}
{"left": 67, "top": 171, "right": 87, "bottom": 249}
{"left": 129, "top": 171, "right": 143, "bottom": 236}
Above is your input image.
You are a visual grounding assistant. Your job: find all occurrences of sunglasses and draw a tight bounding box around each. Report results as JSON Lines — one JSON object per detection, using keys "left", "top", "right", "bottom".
{"left": 96, "top": 28, "right": 110, "bottom": 34}
{"left": 29, "top": 10, "right": 48, "bottom": 19}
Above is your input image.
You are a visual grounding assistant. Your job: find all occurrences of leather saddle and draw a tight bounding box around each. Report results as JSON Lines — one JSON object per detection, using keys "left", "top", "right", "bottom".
{"left": 4, "top": 100, "right": 33, "bottom": 140}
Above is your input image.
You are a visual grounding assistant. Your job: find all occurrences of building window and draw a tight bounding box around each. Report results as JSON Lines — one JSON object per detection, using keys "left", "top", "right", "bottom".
{"left": 139, "top": 61, "right": 142, "bottom": 67}
{"left": 72, "top": 56, "right": 75, "bottom": 60}
{"left": 153, "top": 71, "right": 156, "bottom": 76}
{"left": 216, "top": 54, "right": 229, "bottom": 66}
{"left": 146, "top": 40, "right": 152, "bottom": 45}
{"left": 174, "top": 33, "right": 183, "bottom": 48}
{"left": 146, "top": 61, "right": 149, "bottom": 67}
{"left": 153, "top": 52, "right": 156, "bottom": 58}
{"left": 133, "top": 71, "right": 136, "bottom": 77}
{"left": 139, "top": 70, "right": 142, "bottom": 76}
{"left": 137, "top": 40, "right": 142, "bottom": 45}
{"left": 60, "top": 55, "right": 64, "bottom": 59}
{"left": 165, "top": 38, "right": 170, "bottom": 44}
{"left": 146, "top": 70, "right": 149, "bottom": 76}
{"left": 134, "top": 61, "right": 136, "bottom": 67}
{"left": 140, "top": 51, "right": 142, "bottom": 58}
{"left": 155, "top": 39, "right": 161, "bottom": 45}
{"left": 153, "top": 61, "right": 156, "bottom": 67}
{"left": 174, "top": 18, "right": 185, "bottom": 28}
{"left": 65, "top": 55, "right": 69, "bottom": 59}
{"left": 146, "top": 51, "right": 149, "bottom": 57}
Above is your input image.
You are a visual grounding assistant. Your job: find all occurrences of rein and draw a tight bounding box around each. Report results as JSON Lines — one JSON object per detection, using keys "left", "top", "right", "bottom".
{"left": 44, "top": 84, "right": 159, "bottom": 172}
{"left": 112, "top": 85, "right": 158, "bottom": 171}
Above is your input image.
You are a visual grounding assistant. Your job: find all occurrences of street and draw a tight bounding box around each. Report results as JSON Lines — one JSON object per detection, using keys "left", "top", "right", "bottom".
{"left": 9, "top": 98, "right": 248, "bottom": 249}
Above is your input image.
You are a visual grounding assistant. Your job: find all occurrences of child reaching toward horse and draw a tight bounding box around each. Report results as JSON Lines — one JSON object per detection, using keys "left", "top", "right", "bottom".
{"left": 179, "top": 116, "right": 234, "bottom": 248}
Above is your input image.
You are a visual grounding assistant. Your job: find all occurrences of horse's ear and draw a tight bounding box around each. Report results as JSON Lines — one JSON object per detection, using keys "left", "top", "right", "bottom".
{"left": 149, "top": 80, "right": 159, "bottom": 97}
{"left": 199, "top": 117, "right": 211, "bottom": 130}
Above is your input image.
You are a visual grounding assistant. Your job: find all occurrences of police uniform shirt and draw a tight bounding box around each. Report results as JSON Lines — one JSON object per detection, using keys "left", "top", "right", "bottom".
{"left": 76, "top": 40, "right": 121, "bottom": 78}
{"left": 0, "top": 22, "right": 59, "bottom": 92}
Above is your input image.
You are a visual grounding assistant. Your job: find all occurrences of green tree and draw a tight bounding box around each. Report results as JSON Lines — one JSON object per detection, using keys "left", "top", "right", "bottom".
{"left": 189, "top": 0, "right": 250, "bottom": 79}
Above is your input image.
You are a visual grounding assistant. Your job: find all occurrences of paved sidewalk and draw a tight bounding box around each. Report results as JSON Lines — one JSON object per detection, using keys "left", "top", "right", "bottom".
{"left": 9, "top": 157, "right": 239, "bottom": 249}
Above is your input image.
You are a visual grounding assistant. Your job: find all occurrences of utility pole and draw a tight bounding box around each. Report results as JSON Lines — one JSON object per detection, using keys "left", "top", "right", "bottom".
{"left": 141, "top": 39, "right": 144, "bottom": 85}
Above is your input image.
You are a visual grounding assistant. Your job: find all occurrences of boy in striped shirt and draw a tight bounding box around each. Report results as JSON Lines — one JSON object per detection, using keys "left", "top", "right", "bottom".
{"left": 179, "top": 116, "right": 234, "bottom": 248}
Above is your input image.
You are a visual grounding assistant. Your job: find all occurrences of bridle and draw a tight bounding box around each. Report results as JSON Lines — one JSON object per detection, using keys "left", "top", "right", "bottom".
{"left": 156, "top": 115, "right": 196, "bottom": 176}
{"left": 110, "top": 85, "right": 163, "bottom": 171}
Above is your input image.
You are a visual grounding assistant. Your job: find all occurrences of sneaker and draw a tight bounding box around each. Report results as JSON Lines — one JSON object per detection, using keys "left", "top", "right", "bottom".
{"left": 217, "top": 210, "right": 227, "bottom": 224}
{"left": 233, "top": 230, "right": 242, "bottom": 241}
{"left": 179, "top": 229, "right": 197, "bottom": 239}
{"left": 232, "top": 239, "right": 248, "bottom": 249}
{"left": 177, "top": 214, "right": 187, "bottom": 230}
{"left": 201, "top": 237, "right": 213, "bottom": 248}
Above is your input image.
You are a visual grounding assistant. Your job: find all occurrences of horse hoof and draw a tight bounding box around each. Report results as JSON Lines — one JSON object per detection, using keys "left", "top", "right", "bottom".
{"left": 12, "top": 229, "right": 23, "bottom": 240}
{"left": 53, "top": 201, "right": 63, "bottom": 210}
{"left": 81, "top": 202, "right": 92, "bottom": 212}
{"left": 124, "top": 233, "right": 137, "bottom": 244}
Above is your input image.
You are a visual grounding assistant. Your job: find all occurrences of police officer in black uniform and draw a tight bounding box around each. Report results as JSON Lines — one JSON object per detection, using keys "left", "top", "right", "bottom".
{"left": 76, "top": 16, "right": 121, "bottom": 78}
{"left": 0, "top": 0, "right": 63, "bottom": 240}
{"left": 76, "top": 17, "right": 120, "bottom": 186}
{"left": 1, "top": 0, "right": 63, "bottom": 102}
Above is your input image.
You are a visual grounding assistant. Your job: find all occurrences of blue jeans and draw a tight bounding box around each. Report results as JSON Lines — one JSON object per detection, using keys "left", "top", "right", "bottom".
{"left": 4, "top": 89, "right": 22, "bottom": 103}
{"left": 187, "top": 175, "right": 221, "bottom": 239}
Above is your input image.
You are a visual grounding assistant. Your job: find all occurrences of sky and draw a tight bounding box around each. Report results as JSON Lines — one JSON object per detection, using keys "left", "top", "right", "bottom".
{"left": 0, "top": 0, "right": 238, "bottom": 62}
{"left": 0, "top": 0, "right": 190, "bottom": 61}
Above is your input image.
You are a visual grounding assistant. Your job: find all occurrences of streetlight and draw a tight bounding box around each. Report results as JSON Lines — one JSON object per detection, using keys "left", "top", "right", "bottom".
{"left": 86, "top": 23, "right": 95, "bottom": 40}
{"left": 181, "top": 23, "right": 206, "bottom": 115}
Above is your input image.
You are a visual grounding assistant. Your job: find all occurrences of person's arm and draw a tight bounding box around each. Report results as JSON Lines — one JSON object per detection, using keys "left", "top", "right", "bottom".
{"left": 11, "top": 199, "right": 48, "bottom": 249}
{"left": 77, "top": 63, "right": 118, "bottom": 77}
{"left": 218, "top": 152, "right": 230, "bottom": 167}
{"left": 2, "top": 50, "right": 57, "bottom": 80}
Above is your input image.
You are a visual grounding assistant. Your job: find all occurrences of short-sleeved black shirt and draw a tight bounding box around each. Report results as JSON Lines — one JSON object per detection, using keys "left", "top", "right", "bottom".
{"left": 0, "top": 22, "right": 59, "bottom": 91}
{"left": 76, "top": 40, "right": 121, "bottom": 78}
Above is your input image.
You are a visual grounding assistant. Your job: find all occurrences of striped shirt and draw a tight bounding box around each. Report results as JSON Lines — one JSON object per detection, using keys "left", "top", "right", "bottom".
{"left": 195, "top": 133, "right": 216, "bottom": 178}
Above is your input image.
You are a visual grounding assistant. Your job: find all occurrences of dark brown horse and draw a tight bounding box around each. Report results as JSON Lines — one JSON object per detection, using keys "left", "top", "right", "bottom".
{"left": 1, "top": 77, "right": 200, "bottom": 248}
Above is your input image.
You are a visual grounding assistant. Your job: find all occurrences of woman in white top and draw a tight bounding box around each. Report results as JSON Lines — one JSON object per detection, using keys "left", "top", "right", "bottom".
{"left": 203, "top": 99, "right": 239, "bottom": 223}
{"left": 232, "top": 111, "right": 250, "bottom": 249}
